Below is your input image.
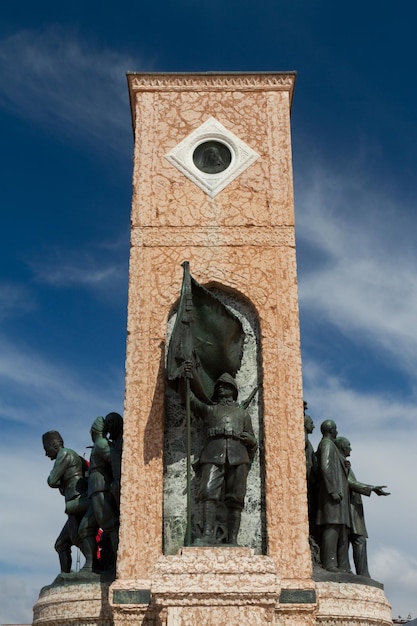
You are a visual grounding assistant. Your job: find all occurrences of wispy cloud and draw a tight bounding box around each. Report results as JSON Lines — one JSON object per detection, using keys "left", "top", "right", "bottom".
{"left": 296, "top": 160, "right": 417, "bottom": 378}
{"left": 0, "top": 26, "right": 147, "bottom": 154}
{"left": 372, "top": 546, "right": 417, "bottom": 618}
{"left": 302, "top": 358, "right": 417, "bottom": 434}
{"left": 32, "top": 258, "right": 125, "bottom": 289}
{"left": 26, "top": 236, "right": 128, "bottom": 297}
{"left": 0, "top": 575, "right": 44, "bottom": 624}
{"left": 0, "top": 334, "right": 124, "bottom": 429}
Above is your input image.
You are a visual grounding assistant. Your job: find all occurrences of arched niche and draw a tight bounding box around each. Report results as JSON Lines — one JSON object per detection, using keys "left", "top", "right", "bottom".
{"left": 163, "top": 283, "right": 265, "bottom": 555}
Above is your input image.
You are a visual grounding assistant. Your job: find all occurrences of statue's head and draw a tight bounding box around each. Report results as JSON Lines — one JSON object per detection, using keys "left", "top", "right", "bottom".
{"left": 90, "top": 416, "right": 104, "bottom": 441}
{"left": 42, "top": 430, "right": 64, "bottom": 460}
{"left": 213, "top": 372, "right": 238, "bottom": 401}
{"left": 334, "top": 436, "right": 351, "bottom": 457}
{"left": 104, "top": 412, "right": 123, "bottom": 441}
{"left": 304, "top": 413, "right": 315, "bottom": 434}
{"left": 320, "top": 419, "right": 338, "bottom": 439}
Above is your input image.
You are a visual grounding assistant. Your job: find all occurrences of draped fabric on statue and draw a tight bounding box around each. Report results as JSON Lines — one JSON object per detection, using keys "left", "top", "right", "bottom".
{"left": 166, "top": 261, "right": 244, "bottom": 403}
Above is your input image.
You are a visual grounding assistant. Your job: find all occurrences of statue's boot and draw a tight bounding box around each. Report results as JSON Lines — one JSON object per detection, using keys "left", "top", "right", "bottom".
{"left": 80, "top": 535, "right": 97, "bottom": 572}
{"left": 58, "top": 548, "right": 72, "bottom": 573}
{"left": 194, "top": 500, "right": 217, "bottom": 546}
{"left": 227, "top": 508, "right": 242, "bottom": 545}
{"left": 103, "top": 529, "right": 118, "bottom": 573}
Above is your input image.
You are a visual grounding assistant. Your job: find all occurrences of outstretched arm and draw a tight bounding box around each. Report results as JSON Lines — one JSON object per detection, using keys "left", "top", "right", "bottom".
{"left": 372, "top": 485, "right": 390, "bottom": 496}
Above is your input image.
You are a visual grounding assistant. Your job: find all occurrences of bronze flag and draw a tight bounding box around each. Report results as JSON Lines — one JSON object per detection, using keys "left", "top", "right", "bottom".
{"left": 167, "top": 261, "right": 244, "bottom": 403}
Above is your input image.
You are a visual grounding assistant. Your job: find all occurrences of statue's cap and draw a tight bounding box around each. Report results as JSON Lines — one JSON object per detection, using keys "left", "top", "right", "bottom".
{"left": 42, "top": 430, "right": 63, "bottom": 446}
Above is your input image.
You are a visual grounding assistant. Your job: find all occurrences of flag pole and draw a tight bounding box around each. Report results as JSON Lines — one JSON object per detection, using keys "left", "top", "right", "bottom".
{"left": 181, "top": 261, "right": 193, "bottom": 546}
{"left": 185, "top": 375, "right": 192, "bottom": 546}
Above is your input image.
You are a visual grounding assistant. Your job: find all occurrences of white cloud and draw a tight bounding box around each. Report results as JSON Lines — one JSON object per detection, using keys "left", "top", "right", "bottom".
{"left": 296, "top": 160, "right": 417, "bottom": 378}
{"left": 32, "top": 257, "right": 125, "bottom": 289}
{"left": 302, "top": 358, "right": 417, "bottom": 434}
{"left": 372, "top": 546, "right": 417, "bottom": 618}
{"left": 0, "top": 449, "right": 80, "bottom": 624}
{"left": 0, "top": 575, "right": 43, "bottom": 624}
{"left": 0, "top": 334, "right": 124, "bottom": 430}
{"left": 0, "top": 26, "right": 145, "bottom": 154}
{"left": 26, "top": 236, "right": 128, "bottom": 298}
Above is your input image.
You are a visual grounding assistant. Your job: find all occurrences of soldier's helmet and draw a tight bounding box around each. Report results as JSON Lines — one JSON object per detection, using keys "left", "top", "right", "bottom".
{"left": 214, "top": 372, "right": 238, "bottom": 400}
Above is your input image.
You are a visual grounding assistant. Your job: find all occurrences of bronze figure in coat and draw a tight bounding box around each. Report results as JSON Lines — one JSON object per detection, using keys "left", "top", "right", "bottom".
{"left": 316, "top": 420, "right": 350, "bottom": 572}
{"left": 335, "top": 436, "right": 389, "bottom": 577}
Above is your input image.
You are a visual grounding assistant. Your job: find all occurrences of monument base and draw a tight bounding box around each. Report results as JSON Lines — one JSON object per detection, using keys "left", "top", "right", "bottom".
{"left": 315, "top": 581, "right": 392, "bottom": 626}
{"left": 33, "top": 579, "right": 112, "bottom": 626}
{"left": 109, "top": 548, "right": 392, "bottom": 626}
{"left": 110, "top": 547, "right": 318, "bottom": 626}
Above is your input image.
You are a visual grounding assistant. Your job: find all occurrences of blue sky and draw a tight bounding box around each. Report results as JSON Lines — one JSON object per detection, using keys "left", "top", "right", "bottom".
{"left": 1, "top": 1, "right": 417, "bottom": 622}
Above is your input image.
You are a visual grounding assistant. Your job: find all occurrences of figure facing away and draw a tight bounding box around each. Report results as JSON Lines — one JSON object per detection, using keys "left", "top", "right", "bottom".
{"left": 103, "top": 411, "right": 124, "bottom": 509}
{"left": 79, "top": 416, "right": 120, "bottom": 572}
{"left": 335, "top": 436, "right": 390, "bottom": 578}
{"left": 42, "top": 430, "right": 89, "bottom": 573}
{"left": 304, "top": 401, "right": 318, "bottom": 538}
{"left": 185, "top": 366, "right": 258, "bottom": 546}
{"left": 316, "top": 419, "right": 350, "bottom": 572}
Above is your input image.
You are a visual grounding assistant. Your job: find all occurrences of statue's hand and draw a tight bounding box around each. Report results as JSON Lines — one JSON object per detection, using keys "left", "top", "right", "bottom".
{"left": 183, "top": 360, "right": 193, "bottom": 379}
{"left": 330, "top": 492, "right": 342, "bottom": 503}
{"left": 373, "top": 485, "right": 390, "bottom": 496}
{"left": 240, "top": 432, "right": 257, "bottom": 447}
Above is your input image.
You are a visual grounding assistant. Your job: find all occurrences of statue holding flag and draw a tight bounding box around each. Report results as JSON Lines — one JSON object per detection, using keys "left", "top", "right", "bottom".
{"left": 167, "top": 262, "right": 258, "bottom": 547}
{"left": 186, "top": 368, "right": 257, "bottom": 545}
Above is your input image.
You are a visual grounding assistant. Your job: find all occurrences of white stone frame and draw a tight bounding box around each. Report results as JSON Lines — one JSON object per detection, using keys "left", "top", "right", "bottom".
{"left": 165, "top": 116, "right": 260, "bottom": 198}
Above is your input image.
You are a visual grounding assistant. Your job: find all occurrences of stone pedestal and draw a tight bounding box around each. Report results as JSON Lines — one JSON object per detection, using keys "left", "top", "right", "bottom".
{"left": 111, "top": 547, "right": 279, "bottom": 626}
{"left": 33, "top": 581, "right": 112, "bottom": 626}
{"left": 315, "top": 581, "right": 392, "bottom": 625}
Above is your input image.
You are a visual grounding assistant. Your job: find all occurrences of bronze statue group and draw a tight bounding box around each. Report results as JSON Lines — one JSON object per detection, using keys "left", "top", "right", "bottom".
{"left": 42, "top": 412, "right": 123, "bottom": 578}
{"left": 42, "top": 385, "right": 388, "bottom": 580}
{"left": 304, "top": 402, "right": 389, "bottom": 578}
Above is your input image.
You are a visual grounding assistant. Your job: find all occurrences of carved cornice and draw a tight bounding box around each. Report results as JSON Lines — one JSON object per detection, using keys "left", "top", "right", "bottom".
{"left": 127, "top": 72, "right": 296, "bottom": 92}
{"left": 127, "top": 72, "right": 296, "bottom": 130}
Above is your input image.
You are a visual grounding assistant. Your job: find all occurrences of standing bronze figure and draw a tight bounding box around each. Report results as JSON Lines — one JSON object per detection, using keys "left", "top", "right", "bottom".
{"left": 335, "top": 436, "right": 389, "bottom": 577}
{"left": 315, "top": 420, "right": 350, "bottom": 572}
{"left": 79, "top": 416, "right": 120, "bottom": 572}
{"left": 42, "top": 431, "right": 89, "bottom": 573}
{"left": 185, "top": 368, "right": 257, "bottom": 545}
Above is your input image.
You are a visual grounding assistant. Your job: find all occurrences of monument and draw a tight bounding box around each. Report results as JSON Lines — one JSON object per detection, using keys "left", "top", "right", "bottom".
{"left": 33, "top": 72, "right": 392, "bottom": 626}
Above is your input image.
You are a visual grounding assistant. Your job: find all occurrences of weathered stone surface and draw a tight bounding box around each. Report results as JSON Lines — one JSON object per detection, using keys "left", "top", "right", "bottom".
{"left": 315, "top": 581, "right": 392, "bottom": 626}
{"left": 119, "top": 72, "right": 310, "bottom": 588}
{"left": 33, "top": 581, "right": 112, "bottom": 626}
